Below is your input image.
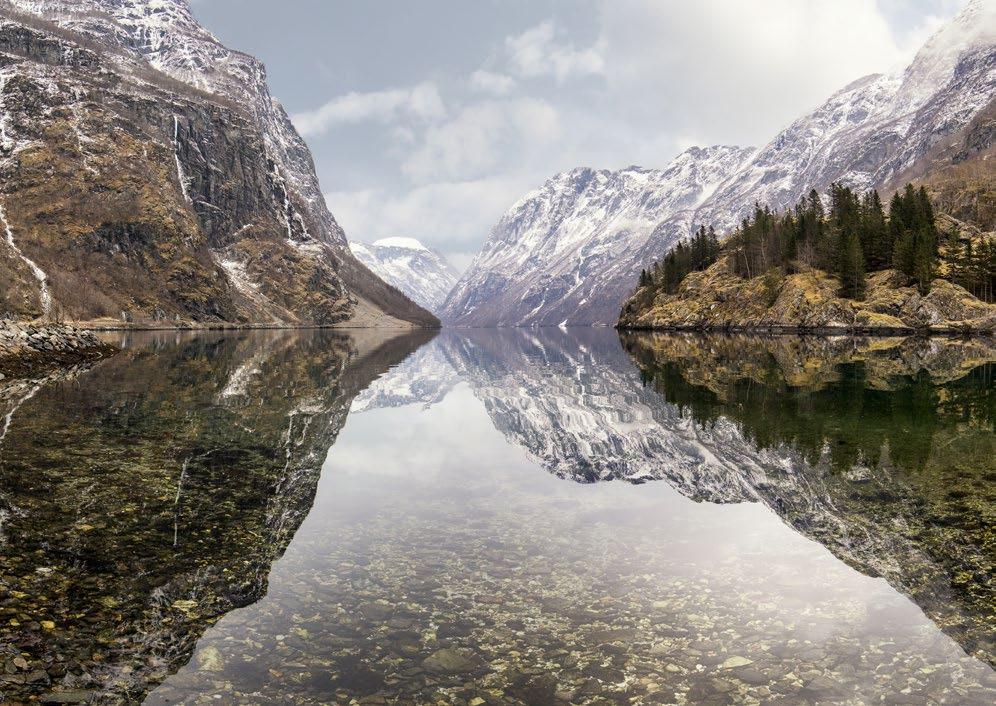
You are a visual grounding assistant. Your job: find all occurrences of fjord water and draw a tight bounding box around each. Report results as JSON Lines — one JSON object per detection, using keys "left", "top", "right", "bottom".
{"left": 0, "top": 329, "right": 993, "bottom": 705}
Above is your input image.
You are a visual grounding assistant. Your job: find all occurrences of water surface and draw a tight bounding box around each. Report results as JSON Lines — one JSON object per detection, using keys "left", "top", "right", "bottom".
{"left": 0, "top": 328, "right": 993, "bottom": 705}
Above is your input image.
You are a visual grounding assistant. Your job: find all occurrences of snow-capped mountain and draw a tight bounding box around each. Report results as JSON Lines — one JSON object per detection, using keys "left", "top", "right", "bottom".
{"left": 445, "top": 0, "right": 995, "bottom": 327}
{"left": 0, "top": 0, "right": 435, "bottom": 326}
{"left": 442, "top": 146, "right": 755, "bottom": 326}
{"left": 349, "top": 238, "right": 459, "bottom": 315}
{"left": 654, "top": 0, "right": 996, "bottom": 244}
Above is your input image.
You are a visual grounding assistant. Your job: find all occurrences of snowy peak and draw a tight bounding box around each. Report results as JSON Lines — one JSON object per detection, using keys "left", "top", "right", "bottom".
{"left": 372, "top": 237, "right": 430, "bottom": 252}
{"left": 350, "top": 239, "right": 459, "bottom": 315}
{"left": 898, "top": 0, "right": 996, "bottom": 111}
{"left": 443, "top": 145, "right": 754, "bottom": 326}
{"left": 446, "top": 1, "right": 994, "bottom": 328}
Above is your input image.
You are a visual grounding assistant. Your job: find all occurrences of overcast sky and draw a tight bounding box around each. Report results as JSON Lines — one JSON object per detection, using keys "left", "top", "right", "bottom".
{"left": 190, "top": 0, "right": 962, "bottom": 270}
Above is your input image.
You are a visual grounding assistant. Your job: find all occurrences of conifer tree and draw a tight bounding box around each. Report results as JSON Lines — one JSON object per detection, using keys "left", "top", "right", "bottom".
{"left": 839, "top": 230, "right": 865, "bottom": 299}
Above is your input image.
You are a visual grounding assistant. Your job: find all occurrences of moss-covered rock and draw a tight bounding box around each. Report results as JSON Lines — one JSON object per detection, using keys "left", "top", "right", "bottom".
{"left": 619, "top": 256, "right": 996, "bottom": 334}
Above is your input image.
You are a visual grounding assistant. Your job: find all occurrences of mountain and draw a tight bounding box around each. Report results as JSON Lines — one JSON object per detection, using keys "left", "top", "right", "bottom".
{"left": 446, "top": 0, "right": 995, "bottom": 327}
{"left": 349, "top": 237, "right": 459, "bottom": 315}
{"left": 652, "top": 0, "right": 996, "bottom": 246}
{"left": 0, "top": 0, "right": 437, "bottom": 327}
{"left": 442, "top": 147, "right": 754, "bottom": 326}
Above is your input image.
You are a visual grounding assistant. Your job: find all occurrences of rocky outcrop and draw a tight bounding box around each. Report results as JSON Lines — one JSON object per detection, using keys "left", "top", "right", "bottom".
{"left": 0, "top": 320, "right": 116, "bottom": 377}
{"left": 0, "top": 1, "right": 437, "bottom": 328}
{"left": 619, "top": 258, "right": 996, "bottom": 334}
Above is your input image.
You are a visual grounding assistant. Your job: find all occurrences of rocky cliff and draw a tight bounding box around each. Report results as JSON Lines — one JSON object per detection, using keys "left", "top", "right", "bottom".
{"left": 618, "top": 257, "right": 996, "bottom": 334}
{"left": 0, "top": 0, "right": 437, "bottom": 327}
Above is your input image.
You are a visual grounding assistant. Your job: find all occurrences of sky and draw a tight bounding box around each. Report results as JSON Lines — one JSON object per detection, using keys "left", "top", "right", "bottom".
{"left": 190, "top": 0, "right": 963, "bottom": 271}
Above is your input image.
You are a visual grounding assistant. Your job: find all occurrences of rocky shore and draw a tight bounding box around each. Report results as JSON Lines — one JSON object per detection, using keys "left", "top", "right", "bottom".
{"left": 0, "top": 321, "right": 117, "bottom": 378}
{"left": 618, "top": 259, "right": 996, "bottom": 335}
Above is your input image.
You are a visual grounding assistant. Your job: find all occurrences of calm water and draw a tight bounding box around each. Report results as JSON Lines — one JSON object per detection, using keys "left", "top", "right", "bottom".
{"left": 0, "top": 328, "right": 993, "bottom": 705}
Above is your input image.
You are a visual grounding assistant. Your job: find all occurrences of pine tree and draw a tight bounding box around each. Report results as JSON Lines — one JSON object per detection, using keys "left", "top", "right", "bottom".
{"left": 860, "top": 190, "right": 890, "bottom": 270}
{"left": 840, "top": 230, "right": 865, "bottom": 299}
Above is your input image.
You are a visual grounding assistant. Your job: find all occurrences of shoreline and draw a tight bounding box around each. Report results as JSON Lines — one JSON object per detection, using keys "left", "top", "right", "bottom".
{"left": 616, "top": 323, "right": 995, "bottom": 337}
{"left": 0, "top": 322, "right": 118, "bottom": 380}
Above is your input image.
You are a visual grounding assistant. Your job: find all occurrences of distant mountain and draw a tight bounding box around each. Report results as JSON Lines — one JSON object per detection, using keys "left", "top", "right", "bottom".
{"left": 0, "top": 0, "right": 436, "bottom": 326}
{"left": 349, "top": 238, "right": 459, "bottom": 315}
{"left": 446, "top": 0, "right": 996, "bottom": 327}
{"left": 442, "top": 147, "right": 754, "bottom": 326}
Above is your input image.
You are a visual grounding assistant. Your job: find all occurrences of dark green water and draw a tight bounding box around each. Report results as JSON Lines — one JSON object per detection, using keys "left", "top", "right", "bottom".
{"left": 0, "top": 329, "right": 993, "bottom": 705}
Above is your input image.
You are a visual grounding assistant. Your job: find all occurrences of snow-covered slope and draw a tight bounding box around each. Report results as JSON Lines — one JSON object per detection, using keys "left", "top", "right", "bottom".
{"left": 442, "top": 147, "right": 754, "bottom": 326}
{"left": 654, "top": 0, "right": 996, "bottom": 245}
{"left": 349, "top": 238, "right": 459, "bottom": 315}
{"left": 0, "top": 0, "right": 436, "bottom": 326}
{"left": 446, "top": 0, "right": 995, "bottom": 327}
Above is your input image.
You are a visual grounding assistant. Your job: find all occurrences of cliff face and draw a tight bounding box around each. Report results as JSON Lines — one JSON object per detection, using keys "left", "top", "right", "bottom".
{"left": 0, "top": 1, "right": 437, "bottom": 327}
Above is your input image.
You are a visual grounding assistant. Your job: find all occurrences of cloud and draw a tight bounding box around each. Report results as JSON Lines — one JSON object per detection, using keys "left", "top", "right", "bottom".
{"left": 506, "top": 21, "right": 605, "bottom": 82}
{"left": 402, "top": 98, "right": 560, "bottom": 183}
{"left": 327, "top": 173, "right": 544, "bottom": 269}
{"left": 595, "top": 0, "right": 918, "bottom": 146}
{"left": 292, "top": 82, "right": 445, "bottom": 137}
{"left": 469, "top": 70, "right": 517, "bottom": 95}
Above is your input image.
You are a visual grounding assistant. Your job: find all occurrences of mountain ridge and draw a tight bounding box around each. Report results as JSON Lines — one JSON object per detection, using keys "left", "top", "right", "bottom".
{"left": 0, "top": 0, "right": 438, "bottom": 327}
{"left": 442, "top": 146, "right": 755, "bottom": 326}
{"left": 445, "top": 0, "right": 995, "bottom": 327}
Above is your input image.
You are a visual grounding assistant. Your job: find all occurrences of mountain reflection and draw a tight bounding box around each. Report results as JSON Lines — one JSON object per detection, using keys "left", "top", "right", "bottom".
{"left": 431, "top": 329, "right": 995, "bottom": 667}
{"left": 0, "top": 328, "right": 433, "bottom": 704}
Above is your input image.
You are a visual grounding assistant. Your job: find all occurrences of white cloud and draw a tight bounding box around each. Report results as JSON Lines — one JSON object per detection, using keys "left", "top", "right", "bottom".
{"left": 327, "top": 173, "right": 543, "bottom": 269}
{"left": 292, "top": 82, "right": 445, "bottom": 137}
{"left": 402, "top": 98, "right": 560, "bottom": 183}
{"left": 469, "top": 70, "right": 517, "bottom": 95}
{"left": 506, "top": 21, "right": 605, "bottom": 82}
{"left": 596, "top": 0, "right": 920, "bottom": 146}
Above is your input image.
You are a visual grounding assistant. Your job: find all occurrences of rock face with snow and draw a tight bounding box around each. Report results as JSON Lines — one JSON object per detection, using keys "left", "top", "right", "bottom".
{"left": 0, "top": 0, "right": 436, "bottom": 326}
{"left": 653, "top": 0, "right": 996, "bottom": 247}
{"left": 442, "top": 147, "right": 754, "bottom": 326}
{"left": 349, "top": 238, "right": 459, "bottom": 315}
{"left": 446, "top": 0, "right": 995, "bottom": 327}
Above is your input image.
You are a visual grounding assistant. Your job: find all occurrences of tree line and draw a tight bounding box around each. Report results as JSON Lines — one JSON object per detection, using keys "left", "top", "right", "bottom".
{"left": 638, "top": 183, "right": 995, "bottom": 302}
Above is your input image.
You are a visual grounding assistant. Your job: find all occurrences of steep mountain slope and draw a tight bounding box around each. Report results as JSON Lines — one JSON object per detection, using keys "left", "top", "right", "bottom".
{"left": 349, "top": 237, "right": 459, "bottom": 315}
{"left": 0, "top": 0, "right": 436, "bottom": 326}
{"left": 447, "top": 0, "right": 994, "bottom": 327}
{"left": 652, "top": 0, "right": 996, "bottom": 244}
{"left": 442, "top": 147, "right": 754, "bottom": 326}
